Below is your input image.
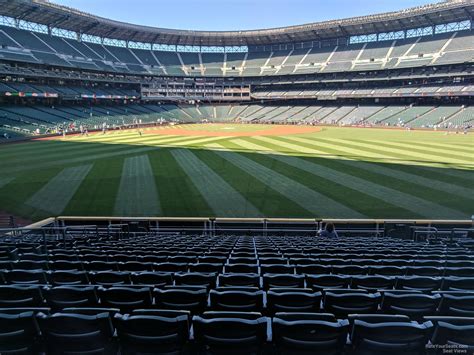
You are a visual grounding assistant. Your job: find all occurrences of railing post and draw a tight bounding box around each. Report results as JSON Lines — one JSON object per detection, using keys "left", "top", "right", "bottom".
{"left": 9, "top": 216, "right": 15, "bottom": 228}
{"left": 42, "top": 229, "right": 47, "bottom": 249}
{"left": 62, "top": 227, "right": 67, "bottom": 247}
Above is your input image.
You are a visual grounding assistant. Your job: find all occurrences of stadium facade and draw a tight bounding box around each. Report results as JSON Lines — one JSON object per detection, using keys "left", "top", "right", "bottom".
{"left": 0, "top": 0, "right": 472, "bottom": 136}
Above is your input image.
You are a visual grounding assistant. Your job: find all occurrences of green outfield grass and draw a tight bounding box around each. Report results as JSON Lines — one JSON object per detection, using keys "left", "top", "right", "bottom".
{"left": 0, "top": 124, "right": 472, "bottom": 221}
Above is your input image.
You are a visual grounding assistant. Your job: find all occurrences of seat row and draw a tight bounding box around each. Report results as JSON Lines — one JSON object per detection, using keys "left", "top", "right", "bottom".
{"left": 11, "top": 244, "right": 471, "bottom": 255}
{"left": 1, "top": 309, "right": 472, "bottom": 354}
{"left": 7, "top": 253, "right": 474, "bottom": 266}
{"left": 2, "top": 238, "right": 469, "bottom": 254}
{"left": 2, "top": 260, "right": 474, "bottom": 276}
{"left": 1, "top": 284, "right": 473, "bottom": 318}
{"left": 1, "top": 269, "right": 474, "bottom": 292}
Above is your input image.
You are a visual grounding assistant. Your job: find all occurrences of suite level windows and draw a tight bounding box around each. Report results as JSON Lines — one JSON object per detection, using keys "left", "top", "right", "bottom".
{"left": 349, "top": 20, "right": 471, "bottom": 44}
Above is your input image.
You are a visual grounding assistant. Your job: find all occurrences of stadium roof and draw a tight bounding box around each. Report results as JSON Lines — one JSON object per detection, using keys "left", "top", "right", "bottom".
{"left": 1, "top": 0, "right": 473, "bottom": 46}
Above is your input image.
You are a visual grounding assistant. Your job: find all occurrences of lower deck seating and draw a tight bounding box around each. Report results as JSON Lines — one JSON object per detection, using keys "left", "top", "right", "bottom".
{"left": 0, "top": 232, "right": 473, "bottom": 353}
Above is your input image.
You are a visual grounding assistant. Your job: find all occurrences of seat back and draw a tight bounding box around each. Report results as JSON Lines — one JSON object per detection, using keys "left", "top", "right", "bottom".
{"left": 381, "top": 292, "right": 441, "bottom": 319}
{"left": 193, "top": 316, "right": 267, "bottom": 354}
{"left": 0, "top": 285, "right": 44, "bottom": 307}
{"left": 273, "top": 317, "right": 349, "bottom": 355}
{"left": 0, "top": 311, "right": 40, "bottom": 354}
{"left": 39, "top": 312, "right": 115, "bottom": 354}
{"left": 262, "top": 273, "right": 304, "bottom": 290}
{"left": 267, "top": 290, "right": 322, "bottom": 314}
{"left": 351, "top": 320, "right": 433, "bottom": 354}
{"left": 3, "top": 270, "right": 48, "bottom": 284}
{"left": 44, "top": 286, "right": 98, "bottom": 310}
{"left": 324, "top": 292, "right": 381, "bottom": 316}
{"left": 153, "top": 288, "right": 208, "bottom": 314}
{"left": 210, "top": 289, "right": 264, "bottom": 312}
{"left": 98, "top": 287, "right": 152, "bottom": 313}
{"left": 48, "top": 270, "right": 89, "bottom": 285}
{"left": 439, "top": 294, "right": 474, "bottom": 317}
{"left": 218, "top": 273, "right": 260, "bottom": 287}
{"left": 115, "top": 313, "right": 189, "bottom": 354}
{"left": 130, "top": 271, "right": 173, "bottom": 287}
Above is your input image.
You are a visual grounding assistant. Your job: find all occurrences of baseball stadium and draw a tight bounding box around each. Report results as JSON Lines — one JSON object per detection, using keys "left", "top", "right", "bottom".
{"left": 0, "top": 0, "right": 473, "bottom": 354}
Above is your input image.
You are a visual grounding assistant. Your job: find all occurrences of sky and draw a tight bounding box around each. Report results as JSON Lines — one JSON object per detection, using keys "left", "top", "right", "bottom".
{"left": 53, "top": 0, "right": 437, "bottom": 31}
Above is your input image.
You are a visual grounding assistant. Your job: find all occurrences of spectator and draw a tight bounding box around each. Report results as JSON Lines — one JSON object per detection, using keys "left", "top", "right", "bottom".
{"left": 319, "top": 222, "right": 338, "bottom": 238}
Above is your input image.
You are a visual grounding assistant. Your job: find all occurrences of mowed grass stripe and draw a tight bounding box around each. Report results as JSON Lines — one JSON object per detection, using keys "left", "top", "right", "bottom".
{"left": 18, "top": 133, "right": 200, "bottom": 160}
{"left": 171, "top": 136, "right": 231, "bottom": 147}
{"left": 340, "top": 139, "right": 474, "bottom": 173}
{"left": 3, "top": 135, "right": 231, "bottom": 174}
{"left": 0, "top": 177, "right": 14, "bottom": 189}
{"left": 228, "top": 139, "right": 423, "bottom": 218}
{"left": 69, "top": 131, "right": 147, "bottom": 142}
{"left": 284, "top": 136, "right": 473, "bottom": 174}
{"left": 407, "top": 141, "right": 474, "bottom": 154}
{"left": 148, "top": 150, "right": 213, "bottom": 217}
{"left": 329, "top": 138, "right": 472, "bottom": 166}
{"left": 0, "top": 139, "right": 77, "bottom": 157}
{"left": 315, "top": 136, "right": 446, "bottom": 163}
{"left": 69, "top": 133, "right": 192, "bottom": 146}
{"left": 282, "top": 136, "right": 398, "bottom": 160}
{"left": 4, "top": 146, "right": 159, "bottom": 174}
{"left": 368, "top": 140, "right": 473, "bottom": 164}
{"left": 203, "top": 143, "right": 229, "bottom": 150}
{"left": 231, "top": 139, "right": 275, "bottom": 152}
{"left": 257, "top": 137, "right": 473, "bottom": 198}
{"left": 338, "top": 160, "right": 474, "bottom": 199}
{"left": 317, "top": 137, "right": 474, "bottom": 182}
{"left": 413, "top": 165, "right": 474, "bottom": 186}
{"left": 270, "top": 154, "right": 465, "bottom": 219}
{"left": 6, "top": 131, "right": 180, "bottom": 156}
{"left": 171, "top": 149, "right": 261, "bottom": 217}
{"left": 0, "top": 132, "right": 152, "bottom": 158}
{"left": 62, "top": 157, "right": 123, "bottom": 217}
{"left": 252, "top": 136, "right": 326, "bottom": 155}
{"left": 382, "top": 141, "right": 474, "bottom": 157}
{"left": 213, "top": 149, "right": 365, "bottom": 218}
{"left": 0, "top": 141, "right": 86, "bottom": 159}
{"left": 3, "top": 141, "right": 146, "bottom": 167}
{"left": 306, "top": 156, "right": 473, "bottom": 216}
{"left": 68, "top": 133, "right": 179, "bottom": 145}
{"left": 195, "top": 149, "right": 311, "bottom": 218}
{"left": 229, "top": 140, "right": 465, "bottom": 218}
{"left": 256, "top": 138, "right": 471, "bottom": 216}
{"left": 286, "top": 135, "right": 448, "bottom": 166}
{"left": 2, "top": 134, "right": 201, "bottom": 167}
{"left": 254, "top": 135, "right": 443, "bottom": 171}
{"left": 114, "top": 155, "right": 161, "bottom": 216}
{"left": 0, "top": 168, "right": 63, "bottom": 220}
{"left": 26, "top": 164, "right": 93, "bottom": 215}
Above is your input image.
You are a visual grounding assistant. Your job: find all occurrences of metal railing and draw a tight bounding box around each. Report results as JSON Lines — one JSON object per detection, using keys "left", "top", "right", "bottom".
{"left": 1, "top": 217, "right": 472, "bottom": 244}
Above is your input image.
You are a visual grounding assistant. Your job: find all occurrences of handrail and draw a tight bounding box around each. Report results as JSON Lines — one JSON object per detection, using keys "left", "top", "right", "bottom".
{"left": 2, "top": 218, "right": 472, "bottom": 243}
{"left": 55, "top": 216, "right": 474, "bottom": 224}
